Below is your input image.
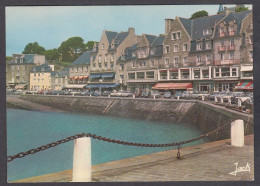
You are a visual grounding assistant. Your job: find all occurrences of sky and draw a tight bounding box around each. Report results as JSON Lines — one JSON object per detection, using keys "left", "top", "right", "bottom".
{"left": 6, "top": 4, "right": 252, "bottom": 56}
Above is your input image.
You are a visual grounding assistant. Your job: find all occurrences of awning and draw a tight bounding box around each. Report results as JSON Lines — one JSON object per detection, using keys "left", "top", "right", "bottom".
{"left": 235, "top": 80, "right": 253, "bottom": 90}
{"left": 73, "top": 76, "right": 79, "bottom": 80}
{"left": 180, "top": 69, "right": 189, "bottom": 71}
{"left": 78, "top": 76, "right": 84, "bottom": 80}
{"left": 65, "top": 84, "right": 87, "bottom": 89}
{"left": 102, "top": 73, "right": 115, "bottom": 78}
{"left": 90, "top": 74, "right": 102, "bottom": 78}
{"left": 83, "top": 76, "right": 88, "bottom": 79}
{"left": 86, "top": 84, "right": 119, "bottom": 88}
{"left": 69, "top": 77, "right": 73, "bottom": 79}
{"left": 152, "top": 83, "right": 193, "bottom": 90}
{"left": 15, "top": 84, "right": 27, "bottom": 89}
{"left": 240, "top": 66, "right": 253, "bottom": 71}
{"left": 169, "top": 69, "right": 178, "bottom": 72}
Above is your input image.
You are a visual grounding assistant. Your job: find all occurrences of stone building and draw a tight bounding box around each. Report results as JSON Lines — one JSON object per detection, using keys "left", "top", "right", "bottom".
{"left": 68, "top": 51, "right": 91, "bottom": 90}
{"left": 29, "top": 63, "right": 53, "bottom": 90}
{"left": 87, "top": 28, "right": 137, "bottom": 90}
{"left": 121, "top": 34, "right": 164, "bottom": 92}
{"left": 6, "top": 54, "right": 45, "bottom": 89}
{"left": 51, "top": 68, "right": 69, "bottom": 90}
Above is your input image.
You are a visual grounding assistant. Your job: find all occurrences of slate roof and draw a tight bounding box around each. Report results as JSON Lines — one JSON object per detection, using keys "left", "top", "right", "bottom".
{"left": 178, "top": 17, "right": 192, "bottom": 37}
{"left": 71, "top": 51, "right": 91, "bottom": 66}
{"left": 105, "top": 31, "right": 118, "bottom": 44}
{"left": 151, "top": 35, "right": 165, "bottom": 47}
{"left": 23, "top": 54, "right": 35, "bottom": 63}
{"left": 51, "top": 68, "right": 69, "bottom": 78}
{"left": 32, "top": 63, "right": 51, "bottom": 72}
{"left": 144, "top": 34, "right": 157, "bottom": 45}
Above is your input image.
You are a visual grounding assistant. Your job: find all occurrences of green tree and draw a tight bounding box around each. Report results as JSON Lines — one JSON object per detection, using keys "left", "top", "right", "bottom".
{"left": 235, "top": 7, "right": 249, "bottom": 12}
{"left": 58, "top": 37, "right": 86, "bottom": 61}
{"left": 85, "top": 41, "right": 95, "bottom": 51}
{"left": 22, "top": 42, "right": 46, "bottom": 55}
{"left": 190, "top": 10, "right": 209, "bottom": 19}
{"left": 45, "top": 48, "right": 60, "bottom": 61}
{"left": 6, "top": 56, "right": 12, "bottom": 61}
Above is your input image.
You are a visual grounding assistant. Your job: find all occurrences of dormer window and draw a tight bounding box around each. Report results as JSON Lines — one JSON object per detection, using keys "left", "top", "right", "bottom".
{"left": 205, "top": 41, "right": 212, "bottom": 49}
{"left": 171, "top": 31, "right": 181, "bottom": 40}
{"left": 196, "top": 42, "right": 202, "bottom": 51}
{"left": 132, "top": 51, "right": 136, "bottom": 57}
{"left": 111, "top": 43, "right": 115, "bottom": 48}
{"left": 150, "top": 48, "right": 155, "bottom": 55}
{"left": 102, "top": 43, "right": 105, "bottom": 50}
{"left": 165, "top": 46, "right": 170, "bottom": 53}
{"left": 121, "top": 54, "right": 125, "bottom": 60}
{"left": 229, "top": 25, "right": 235, "bottom": 36}
{"left": 203, "top": 29, "right": 212, "bottom": 35}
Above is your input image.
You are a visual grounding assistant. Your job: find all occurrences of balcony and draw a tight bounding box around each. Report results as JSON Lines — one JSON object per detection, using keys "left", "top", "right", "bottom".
{"left": 229, "top": 31, "right": 235, "bottom": 36}
{"left": 218, "top": 46, "right": 226, "bottom": 52}
{"left": 213, "top": 59, "right": 240, "bottom": 65}
{"left": 219, "top": 32, "right": 226, "bottom": 37}
{"left": 228, "top": 45, "right": 236, "bottom": 51}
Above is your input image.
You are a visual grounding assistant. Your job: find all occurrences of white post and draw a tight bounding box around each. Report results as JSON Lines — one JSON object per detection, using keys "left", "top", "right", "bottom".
{"left": 72, "top": 137, "right": 92, "bottom": 182}
{"left": 153, "top": 95, "right": 156, "bottom": 99}
{"left": 238, "top": 98, "right": 242, "bottom": 107}
{"left": 33, "top": 92, "right": 35, "bottom": 95}
{"left": 231, "top": 120, "right": 244, "bottom": 147}
{"left": 220, "top": 96, "right": 223, "bottom": 103}
{"left": 108, "top": 94, "right": 110, "bottom": 98}
{"left": 72, "top": 94, "right": 75, "bottom": 96}
{"left": 202, "top": 95, "right": 205, "bottom": 101}
{"left": 228, "top": 97, "right": 231, "bottom": 104}
{"left": 90, "top": 94, "right": 92, "bottom": 97}
{"left": 177, "top": 96, "right": 180, "bottom": 100}
{"left": 57, "top": 93, "right": 59, "bottom": 96}
{"left": 133, "top": 94, "right": 135, "bottom": 99}
{"left": 215, "top": 96, "right": 218, "bottom": 102}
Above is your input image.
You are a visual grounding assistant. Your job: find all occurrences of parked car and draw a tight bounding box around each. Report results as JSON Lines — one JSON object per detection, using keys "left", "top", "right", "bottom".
{"left": 80, "top": 90, "right": 89, "bottom": 96}
{"left": 86, "top": 90, "right": 95, "bottom": 96}
{"left": 181, "top": 91, "right": 192, "bottom": 99}
{"left": 63, "top": 90, "right": 72, "bottom": 95}
{"left": 174, "top": 91, "right": 182, "bottom": 99}
{"left": 6, "top": 89, "right": 16, "bottom": 95}
{"left": 141, "top": 91, "right": 151, "bottom": 98}
{"left": 13, "top": 89, "right": 24, "bottom": 95}
{"left": 110, "top": 90, "right": 117, "bottom": 97}
{"left": 102, "top": 91, "right": 111, "bottom": 97}
{"left": 208, "top": 92, "right": 221, "bottom": 100}
{"left": 94, "top": 90, "right": 102, "bottom": 96}
{"left": 51, "top": 90, "right": 63, "bottom": 95}
{"left": 164, "top": 91, "right": 172, "bottom": 99}
{"left": 191, "top": 91, "right": 200, "bottom": 99}
{"left": 231, "top": 92, "right": 247, "bottom": 104}
{"left": 121, "top": 91, "right": 133, "bottom": 97}
{"left": 134, "top": 90, "right": 142, "bottom": 97}
{"left": 197, "top": 91, "right": 210, "bottom": 100}
{"left": 70, "top": 91, "right": 81, "bottom": 95}
{"left": 150, "top": 90, "right": 160, "bottom": 98}
{"left": 116, "top": 90, "right": 124, "bottom": 97}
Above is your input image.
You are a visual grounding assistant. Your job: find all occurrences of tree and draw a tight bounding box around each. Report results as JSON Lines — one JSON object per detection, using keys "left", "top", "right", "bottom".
{"left": 190, "top": 10, "right": 208, "bottom": 19}
{"left": 235, "top": 6, "right": 249, "bottom": 12}
{"left": 85, "top": 41, "right": 95, "bottom": 51}
{"left": 22, "top": 42, "right": 46, "bottom": 55}
{"left": 58, "top": 37, "right": 86, "bottom": 61}
{"left": 45, "top": 48, "right": 60, "bottom": 61}
{"left": 6, "top": 56, "right": 12, "bottom": 61}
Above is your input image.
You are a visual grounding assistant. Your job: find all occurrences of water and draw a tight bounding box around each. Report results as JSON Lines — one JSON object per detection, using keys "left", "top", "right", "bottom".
{"left": 7, "top": 108, "right": 208, "bottom": 182}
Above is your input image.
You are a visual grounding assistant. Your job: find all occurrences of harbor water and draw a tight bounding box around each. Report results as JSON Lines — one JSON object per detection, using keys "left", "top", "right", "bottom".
{"left": 7, "top": 108, "right": 208, "bottom": 182}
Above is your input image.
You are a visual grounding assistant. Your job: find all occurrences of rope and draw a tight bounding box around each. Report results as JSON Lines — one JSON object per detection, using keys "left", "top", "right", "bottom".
{"left": 7, "top": 119, "right": 237, "bottom": 162}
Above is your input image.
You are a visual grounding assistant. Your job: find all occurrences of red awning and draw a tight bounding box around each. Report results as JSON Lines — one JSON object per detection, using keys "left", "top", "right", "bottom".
{"left": 169, "top": 69, "right": 178, "bottom": 72}
{"left": 235, "top": 80, "right": 253, "bottom": 90}
{"left": 160, "top": 70, "right": 167, "bottom": 72}
{"left": 69, "top": 77, "right": 73, "bottom": 79}
{"left": 78, "top": 76, "right": 83, "bottom": 80}
{"left": 83, "top": 76, "right": 88, "bottom": 79}
{"left": 73, "top": 76, "right": 79, "bottom": 80}
{"left": 180, "top": 69, "right": 189, "bottom": 71}
{"left": 152, "top": 83, "right": 193, "bottom": 90}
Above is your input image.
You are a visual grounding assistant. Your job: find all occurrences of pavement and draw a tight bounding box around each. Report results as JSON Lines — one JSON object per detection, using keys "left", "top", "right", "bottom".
{"left": 13, "top": 135, "right": 254, "bottom": 182}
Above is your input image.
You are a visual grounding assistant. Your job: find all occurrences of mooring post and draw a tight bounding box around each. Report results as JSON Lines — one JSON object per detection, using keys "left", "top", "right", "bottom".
{"left": 133, "top": 94, "right": 135, "bottom": 99}
{"left": 220, "top": 96, "right": 224, "bottom": 103}
{"left": 153, "top": 95, "right": 156, "bottom": 99}
{"left": 72, "top": 137, "right": 92, "bottom": 182}
{"left": 108, "top": 94, "right": 110, "bottom": 98}
{"left": 72, "top": 94, "right": 75, "bottom": 96}
{"left": 228, "top": 97, "right": 231, "bottom": 104}
{"left": 214, "top": 96, "right": 218, "bottom": 102}
{"left": 231, "top": 120, "right": 244, "bottom": 147}
{"left": 177, "top": 96, "right": 180, "bottom": 100}
{"left": 238, "top": 98, "right": 242, "bottom": 107}
{"left": 202, "top": 95, "right": 205, "bottom": 101}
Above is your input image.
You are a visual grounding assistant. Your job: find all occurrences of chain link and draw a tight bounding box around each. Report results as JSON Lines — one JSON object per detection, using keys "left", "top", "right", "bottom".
{"left": 7, "top": 119, "right": 237, "bottom": 162}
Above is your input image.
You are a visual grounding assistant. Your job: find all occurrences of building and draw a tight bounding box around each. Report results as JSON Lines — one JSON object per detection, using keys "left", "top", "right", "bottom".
{"left": 51, "top": 68, "right": 70, "bottom": 90}
{"left": 67, "top": 51, "right": 91, "bottom": 90}
{"left": 122, "top": 34, "right": 165, "bottom": 92}
{"left": 87, "top": 28, "right": 137, "bottom": 90}
{"left": 6, "top": 54, "right": 45, "bottom": 89}
{"left": 30, "top": 63, "right": 53, "bottom": 90}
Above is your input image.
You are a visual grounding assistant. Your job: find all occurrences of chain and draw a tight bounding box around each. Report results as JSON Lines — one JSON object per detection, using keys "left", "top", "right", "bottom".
{"left": 7, "top": 119, "right": 236, "bottom": 162}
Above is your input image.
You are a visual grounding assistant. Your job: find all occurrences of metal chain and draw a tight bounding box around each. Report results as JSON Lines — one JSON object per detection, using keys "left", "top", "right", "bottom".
{"left": 7, "top": 119, "right": 237, "bottom": 162}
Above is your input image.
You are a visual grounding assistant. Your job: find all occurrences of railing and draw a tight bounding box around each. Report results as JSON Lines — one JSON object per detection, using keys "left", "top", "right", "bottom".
{"left": 228, "top": 45, "right": 236, "bottom": 51}
{"left": 218, "top": 46, "right": 226, "bottom": 52}
{"left": 213, "top": 59, "right": 240, "bottom": 65}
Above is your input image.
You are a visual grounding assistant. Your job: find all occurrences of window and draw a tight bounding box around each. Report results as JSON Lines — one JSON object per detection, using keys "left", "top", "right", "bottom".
{"left": 173, "top": 45, "right": 179, "bottom": 52}
{"left": 110, "top": 63, "right": 114, "bottom": 68}
{"left": 104, "top": 63, "right": 108, "bottom": 68}
{"left": 98, "top": 63, "right": 101, "bottom": 69}
{"left": 150, "top": 48, "right": 155, "bottom": 55}
{"left": 160, "top": 71, "right": 167, "bottom": 79}
{"left": 170, "top": 71, "right": 178, "bottom": 79}
{"left": 221, "top": 67, "right": 230, "bottom": 77}
{"left": 229, "top": 52, "right": 234, "bottom": 60}
{"left": 205, "top": 41, "right": 211, "bottom": 49}
{"left": 76, "top": 67, "right": 78, "bottom": 72}
{"left": 132, "top": 51, "right": 136, "bottom": 57}
{"left": 220, "top": 40, "right": 225, "bottom": 46}
{"left": 206, "top": 54, "right": 211, "bottom": 62}
{"left": 183, "top": 44, "right": 188, "bottom": 51}
{"left": 128, "top": 73, "right": 135, "bottom": 79}
{"left": 137, "top": 72, "right": 145, "bottom": 79}
{"left": 219, "top": 27, "right": 225, "bottom": 33}
{"left": 202, "top": 69, "right": 209, "bottom": 78}
{"left": 139, "top": 61, "right": 143, "bottom": 67}
{"left": 181, "top": 70, "right": 189, "bottom": 79}
{"left": 111, "top": 54, "right": 114, "bottom": 62}
{"left": 242, "top": 71, "right": 253, "bottom": 77}
{"left": 150, "top": 59, "right": 155, "bottom": 66}
{"left": 203, "top": 29, "right": 212, "bottom": 35}
{"left": 146, "top": 71, "right": 154, "bottom": 79}
{"left": 171, "top": 32, "right": 176, "bottom": 40}
{"left": 81, "top": 67, "right": 84, "bottom": 72}
{"left": 143, "top": 61, "right": 146, "bottom": 67}
{"left": 98, "top": 55, "right": 102, "bottom": 63}
{"left": 197, "top": 55, "right": 202, "bottom": 62}
{"left": 177, "top": 32, "right": 181, "bottom": 39}
{"left": 231, "top": 68, "right": 237, "bottom": 76}
{"left": 194, "top": 70, "right": 200, "bottom": 79}
{"left": 196, "top": 42, "right": 202, "bottom": 50}
{"left": 132, "top": 61, "right": 136, "bottom": 68}
{"left": 102, "top": 43, "right": 105, "bottom": 50}
{"left": 183, "top": 57, "right": 188, "bottom": 64}
{"left": 229, "top": 25, "right": 234, "bottom": 32}
{"left": 120, "top": 75, "right": 124, "bottom": 80}
{"left": 220, "top": 53, "right": 225, "bottom": 61}
{"left": 174, "top": 57, "right": 179, "bottom": 65}
{"left": 93, "top": 63, "right": 96, "bottom": 68}
{"left": 105, "top": 54, "right": 108, "bottom": 62}
{"left": 215, "top": 68, "right": 220, "bottom": 77}
{"left": 121, "top": 65, "right": 124, "bottom": 71}
{"left": 165, "top": 46, "right": 170, "bottom": 53}
{"left": 165, "top": 58, "right": 170, "bottom": 65}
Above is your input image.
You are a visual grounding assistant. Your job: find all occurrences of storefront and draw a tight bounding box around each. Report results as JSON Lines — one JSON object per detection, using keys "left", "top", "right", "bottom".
{"left": 193, "top": 81, "right": 214, "bottom": 92}
{"left": 214, "top": 81, "right": 239, "bottom": 92}
{"left": 85, "top": 83, "right": 119, "bottom": 91}
{"left": 234, "top": 80, "right": 253, "bottom": 92}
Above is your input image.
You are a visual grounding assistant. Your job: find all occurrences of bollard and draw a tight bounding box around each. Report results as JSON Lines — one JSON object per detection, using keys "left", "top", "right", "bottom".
{"left": 202, "top": 95, "right": 205, "bottom": 101}
{"left": 57, "top": 93, "right": 59, "bottom": 96}
{"left": 72, "top": 94, "right": 75, "bottom": 96}
{"left": 231, "top": 120, "right": 244, "bottom": 147}
{"left": 133, "top": 94, "right": 135, "bottom": 99}
{"left": 228, "top": 97, "right": 231, "bottom": 104}
{"left": 177, "top": 96, "right": 180, "bottom": 100}
{"left": 90, "top": 94, "right": 92, "bottom": 97}
{"left": 238, "top": 98, "right": 242, "bottom": 107}
{"left": 214, "top": 96, "right": 218, "bottom": 102}
{"left": 72, "top": 137, "right": 91, "bottom": 182}
{"left": 108, "top": 94, "right": 110, "bottom": 98}
{"left": 220, "top": 96, "right": 224, "bottom": 103}
{"left": 33, "top": 92, "right": 35, "bottom": 95}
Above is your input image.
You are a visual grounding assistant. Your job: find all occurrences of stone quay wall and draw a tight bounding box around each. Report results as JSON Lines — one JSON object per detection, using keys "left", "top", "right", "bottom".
{"left": 17, "top": 95, "right": 254, "bottom": 141}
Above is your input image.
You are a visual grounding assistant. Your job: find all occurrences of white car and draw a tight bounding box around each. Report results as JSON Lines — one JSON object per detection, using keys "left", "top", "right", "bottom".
{"left": 116, "top": 90, "right": 124, "bottom": 97}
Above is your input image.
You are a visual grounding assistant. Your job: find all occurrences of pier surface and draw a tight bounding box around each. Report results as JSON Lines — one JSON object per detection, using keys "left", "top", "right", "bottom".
{"left": 13, "top": 134, "right": 254, "bottom": 182}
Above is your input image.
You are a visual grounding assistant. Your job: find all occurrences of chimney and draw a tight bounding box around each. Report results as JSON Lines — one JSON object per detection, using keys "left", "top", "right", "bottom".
{"left": 165, "top": 19, "right": 174, "bottom": 36}
{"left": 128, "top": 27, "right": 135, "bottom": 34}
